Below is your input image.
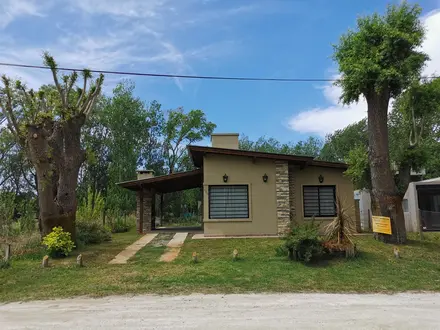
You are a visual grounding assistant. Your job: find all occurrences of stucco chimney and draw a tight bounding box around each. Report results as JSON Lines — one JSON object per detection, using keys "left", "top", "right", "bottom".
{"left": 137, "top": 169, "right": 155, "bottom": 180}
{"left": 211, "top": 133, "right": 239, "bottom": 149}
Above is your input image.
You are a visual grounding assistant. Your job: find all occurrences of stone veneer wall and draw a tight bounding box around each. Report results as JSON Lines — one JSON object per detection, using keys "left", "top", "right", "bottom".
{"left": 275, "top": 161, "right": 290, "bottom": 235}
{"left": 136, "top": 189, "right": 152, "bottom": 233}
{"left": 288, "top": 164, "right": 297, "bottom": 224}
{"left": 136, "top": 191, "right": 143, "bottom": 233}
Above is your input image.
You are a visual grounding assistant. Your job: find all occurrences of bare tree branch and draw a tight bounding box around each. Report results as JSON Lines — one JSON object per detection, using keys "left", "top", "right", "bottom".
{"left": 75, "top": 70, "right": 89, "bottom": 108}
{"left": 65, "top": 71, "right": 78, "bottom": 107}
{"left": 0, "top": 76, "right": 22, "bottom": 143}
{"left": 43, "top": 52, "right": 67, "bottom": 112}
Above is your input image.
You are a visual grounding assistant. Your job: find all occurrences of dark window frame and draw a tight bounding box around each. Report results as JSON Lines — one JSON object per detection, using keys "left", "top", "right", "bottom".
{"left": 303, "top": 185, "right": 336, "bottom": 217}
{"left": 208, "top": 185, "right": 249, "bottom": 219}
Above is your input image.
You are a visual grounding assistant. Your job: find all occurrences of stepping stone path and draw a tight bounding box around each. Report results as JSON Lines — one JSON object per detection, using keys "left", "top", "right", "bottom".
{"left": 109, "top": 233, "right": 158, "bottom": 264}
{"left": 159, "top": 232, "right": 188, "bottom": 262}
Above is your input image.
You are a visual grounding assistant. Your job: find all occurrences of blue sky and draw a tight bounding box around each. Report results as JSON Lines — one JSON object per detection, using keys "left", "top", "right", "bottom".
{"left": 1, "top": 0, "right": 440, "bottom": 144}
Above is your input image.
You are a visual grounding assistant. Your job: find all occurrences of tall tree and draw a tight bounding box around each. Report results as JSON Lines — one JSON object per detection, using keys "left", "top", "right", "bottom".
{"left": 103, "top": 82, "right": 150, "bottom": 214}
{"left": 163, "top": 108, "right": 216, "bottom": 173}
{"left": 0, "top": 53, "right": 104, "bottom": 240}
{"left": 140, "top": 100, "right": 165, "bottom": 175}
{"left": 80, "top": 82, "right": 164, "bottom": 216}
{"left": 333, "top": 2, "right": 428, "bottom": 243}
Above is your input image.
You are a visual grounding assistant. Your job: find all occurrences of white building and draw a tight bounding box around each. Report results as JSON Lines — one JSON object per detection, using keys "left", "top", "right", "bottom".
{"left": 354, "top": 189, "right": 372, "bottom": 231}
{"left": 403, "top": 177, "right": 440, "bottom": 232}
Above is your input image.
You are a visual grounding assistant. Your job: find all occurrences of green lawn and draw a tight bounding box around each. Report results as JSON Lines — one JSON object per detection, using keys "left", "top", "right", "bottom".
{"left": 1, "top": 230, "right": 440, "bottom": 302}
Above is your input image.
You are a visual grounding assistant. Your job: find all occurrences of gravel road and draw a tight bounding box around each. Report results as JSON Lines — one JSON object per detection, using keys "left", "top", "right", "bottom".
{"left": 0, "top": 293, "right": 439, "bottom": 329}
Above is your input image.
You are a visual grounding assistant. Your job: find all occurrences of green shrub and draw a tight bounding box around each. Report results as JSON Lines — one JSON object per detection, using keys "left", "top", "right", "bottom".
{"left": 0, "top": 192, "right": 15, "bottom": 239}
{"left": 108, "top": 214, "right": 136, "bottom": 233}
{"left": 77, "top": 188, "right": 105, "bottom": 223}
{"left": 282, "top": 221, "right": 323, "bottom": 263}
{"left": 110, "top": 218, "right": 130, "bottom": 233}
{"left": 76, "top": 221, "right": 111, "bottom": 245}
{"left": 0, "top": 259, "right": 10, "bottom": 269}
{"left": 42, "top": 226, "right": 75, "bottom": 258}
{"left": 12, "top": 231, "right": 43, "bottom": 258}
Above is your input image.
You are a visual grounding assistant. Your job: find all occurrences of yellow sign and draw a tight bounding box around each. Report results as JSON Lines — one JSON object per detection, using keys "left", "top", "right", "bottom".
{"left": 372, "top": 216, "right": 392, "bottom": 235}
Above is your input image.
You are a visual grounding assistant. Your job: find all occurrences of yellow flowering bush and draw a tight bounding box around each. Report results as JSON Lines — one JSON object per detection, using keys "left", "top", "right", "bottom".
{"left": 42, "top": 226, "right": 75, "bottom": 257}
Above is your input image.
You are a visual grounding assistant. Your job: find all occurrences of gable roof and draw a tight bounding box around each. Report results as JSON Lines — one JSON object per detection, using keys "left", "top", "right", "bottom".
{"left": 187, "top": 145, "right": 348, "bottom": 169}
{"left": 117, "top": 169, "right": 203, "bottom": 192}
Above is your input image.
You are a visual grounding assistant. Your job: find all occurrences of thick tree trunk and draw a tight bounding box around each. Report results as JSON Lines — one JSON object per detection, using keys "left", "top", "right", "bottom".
{"left": 367, "top": 92, "right": 406, "bottom": 244}
{"left": 27, "top": 115, "right": 86, "bottom": 243}
{"left": 398, "top": 162, "right": 411, "bottom": 196}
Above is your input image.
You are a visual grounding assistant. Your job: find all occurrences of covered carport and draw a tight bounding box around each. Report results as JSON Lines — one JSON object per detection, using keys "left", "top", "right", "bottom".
{"left": 117, "top": 169, "right": 203, "bottom": 233}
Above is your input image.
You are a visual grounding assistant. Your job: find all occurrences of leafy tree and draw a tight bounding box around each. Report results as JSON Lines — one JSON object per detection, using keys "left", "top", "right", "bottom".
{"left": 344, "top": 145, "right": 371, "bottom": 190}
{"left": 80, "top": 81, "right": 161, "bottom": 216}
{"left": 0, "top": 129, "right": 36, "bottom": 195}
{"left": 163, "top": 108, "right": 216, "bottom": 173}
{"left": 0, "top": 53, "right": 104, "bottom": 240}
{"left": 140, "top": 100, "right": 165, "bottom": 175}
{"left": 391, "top": 78, "right": 440, "bottom": 190}
{"left": 103, "top": 82, "right": 150, "bottom": 215}
{"left": 291, "top": 136, "right": 323, "bottom": 157}
{"left": 239, "top": 135, "right": 323, "bottom": 157}
{"left": 320, "top": 120, "right": 368, "bottom": 162}
{"left": 333, "top": 2, "right": 428, "bottom": 243}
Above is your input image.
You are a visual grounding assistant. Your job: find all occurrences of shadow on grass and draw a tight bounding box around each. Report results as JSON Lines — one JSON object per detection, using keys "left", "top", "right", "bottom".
{"left": 405, "top": 239, "right": 440, "bottom": 251}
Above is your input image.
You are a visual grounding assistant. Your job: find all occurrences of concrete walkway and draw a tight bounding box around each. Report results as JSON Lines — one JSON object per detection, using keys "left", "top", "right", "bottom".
{"left": 159, "top": 232, "right": 188, "bottom": 262}
{"left": 109, "top": 233, "right": 158, "bottom": 264}
{"left": 1, "top": 293, "right": 439, "bottom": 329}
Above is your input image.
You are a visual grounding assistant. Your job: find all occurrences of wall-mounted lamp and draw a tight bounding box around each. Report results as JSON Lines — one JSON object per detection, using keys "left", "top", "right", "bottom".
{"left": 262, "top": 173, "right": 268, "bottom": 183}
{"left": 223, "top": 174, "right": 229, "bottom": 183}
{"left": 318, "top": 174, "right": 324, "bottom": 183}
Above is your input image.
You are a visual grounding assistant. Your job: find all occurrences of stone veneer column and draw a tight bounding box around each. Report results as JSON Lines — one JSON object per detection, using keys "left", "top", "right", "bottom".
{"left": 288, "top": 164, "right": 297, "bottom": 224}
{"left": 275, "top": 161, "right": 290, "bottom": 235}
{"left": 136, "top": 190, "right": 143, "bottom": 233}
{"left": 136, "top": 189, "right": 153, "bottom": 234}
{"left": 142, "top": 189, "right": 152, "bottom": 233}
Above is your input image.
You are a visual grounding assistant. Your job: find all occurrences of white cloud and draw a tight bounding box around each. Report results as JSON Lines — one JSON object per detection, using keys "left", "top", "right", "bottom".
{"left": 0, "top": 0, "right": 46, "bottom": 28}
{"left": 0, "top": 0, "right": 258, "bottom": 91}
{"left": 70, "top": 0, "right": 169, "bottom": 19}
{"left": 288, "top": 9, "right": 440, "bottom": 136}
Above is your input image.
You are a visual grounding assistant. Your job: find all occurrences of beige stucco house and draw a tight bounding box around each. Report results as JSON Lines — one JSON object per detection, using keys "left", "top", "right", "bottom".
{"left": 118, "top": 133, "right": 355, "bottom": 236}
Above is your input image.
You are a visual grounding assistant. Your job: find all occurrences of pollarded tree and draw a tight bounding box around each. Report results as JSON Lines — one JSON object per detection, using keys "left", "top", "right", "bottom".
{"left": 0, "top": 53, "right": 104, "bottom": 240}
{"left": 333, "top": 2, "right": 428, "bottom": 243}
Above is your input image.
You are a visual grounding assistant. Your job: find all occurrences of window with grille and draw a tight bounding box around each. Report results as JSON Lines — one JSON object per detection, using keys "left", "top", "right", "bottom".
{"left": 303, "top": 185, "right": 336, "bottom": 217}
{"left": 209, "top": 185, "right": 249, "bottom": 219}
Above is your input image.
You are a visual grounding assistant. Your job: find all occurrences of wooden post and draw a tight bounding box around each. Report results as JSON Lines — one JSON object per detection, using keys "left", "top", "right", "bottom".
{"left": 418, "top": 209, "right": 424, "bottom": 241}
{"left": 160, "top": 193, "right": 164, "bottom": 226}
{"left": 4, "top": 244, "right": 11, "bottom": 261}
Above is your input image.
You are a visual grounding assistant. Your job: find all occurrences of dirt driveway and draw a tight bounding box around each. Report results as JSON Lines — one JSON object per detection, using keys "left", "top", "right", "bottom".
{"left": 0, "top": 293, "right": 439, "bottom": 329}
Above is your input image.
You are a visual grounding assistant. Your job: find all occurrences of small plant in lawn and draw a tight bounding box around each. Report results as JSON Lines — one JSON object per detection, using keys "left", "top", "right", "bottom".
{"left": 42, "top": 226, "right": 75, "bottom": 258}
{"left": 282, "top": 221, "right": 323, "bottom": 263}
{"left": 323, "top": 196, "right": 357, "bottom": 258}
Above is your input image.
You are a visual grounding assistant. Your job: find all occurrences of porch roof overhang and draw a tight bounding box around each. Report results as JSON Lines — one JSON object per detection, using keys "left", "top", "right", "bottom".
{"left": 117, "top": 169, "right": 203, "bottom": 193}
{"left": 187, "top": 145, "right": 348, "bottom": 169}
